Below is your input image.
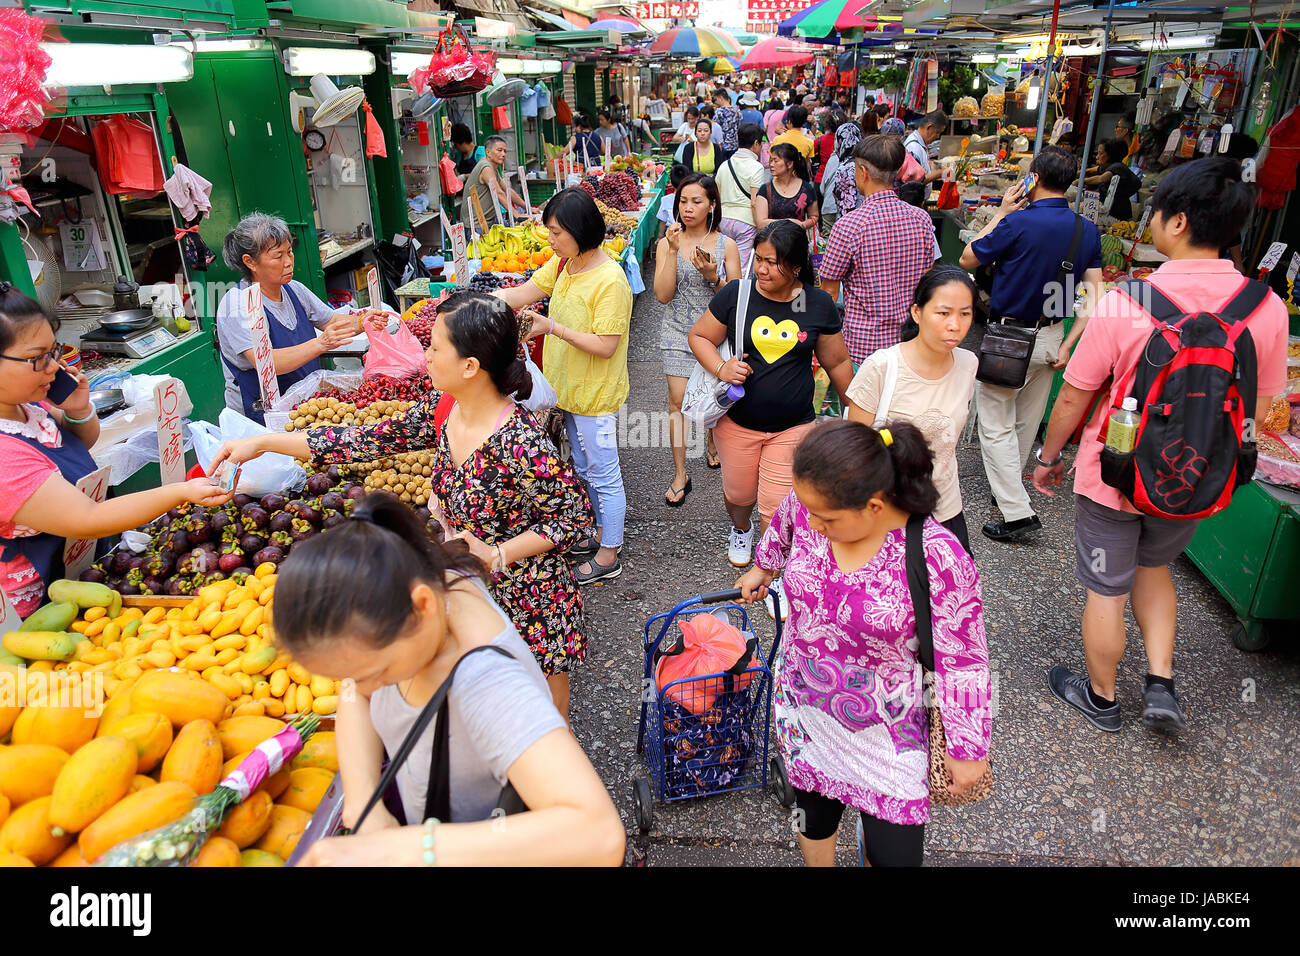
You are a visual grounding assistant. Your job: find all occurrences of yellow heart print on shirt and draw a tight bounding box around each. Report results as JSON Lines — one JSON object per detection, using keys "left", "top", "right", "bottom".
{"left": 751, "top": 315, "right": 805, "bottom": 365}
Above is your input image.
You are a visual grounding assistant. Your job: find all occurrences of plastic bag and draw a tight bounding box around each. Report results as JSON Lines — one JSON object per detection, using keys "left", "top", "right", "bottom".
{"left": 271, "top": 370, "right": 363, "bottom": 413}
{"left": 363, "top": 322, "right": 426, "bottom": 381}
{"left": 623, "top": 249, "right": 645, "bottom": 294}
{"left": 362, "top": 102, "right": 386, "bottom": 159}
{"left": 517, "top": 355, "right": 556, "bottom": 412}
{"left": 92, "top": 421, "right": 195, "bottom": 486}
{"left": 189, "top": 409, "right": 305, "bottom": 496}
{"left": 654, "top": 614, "right": 759, "bottom": 715}
{"left": 439, "top": 153, "right": 463, "bottom": 195}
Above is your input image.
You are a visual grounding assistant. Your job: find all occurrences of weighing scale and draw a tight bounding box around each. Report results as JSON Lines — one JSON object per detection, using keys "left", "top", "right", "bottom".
{"left": 79, "top": 320, "right": 177, "bottom": 359}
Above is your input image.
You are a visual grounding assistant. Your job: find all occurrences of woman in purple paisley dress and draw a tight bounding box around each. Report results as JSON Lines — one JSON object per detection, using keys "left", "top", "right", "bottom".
{"left": 737, "top": 419, "right": 991, "bottom": 866}
{"left": 207, "top": 293, "right": 594, "bottom": 721}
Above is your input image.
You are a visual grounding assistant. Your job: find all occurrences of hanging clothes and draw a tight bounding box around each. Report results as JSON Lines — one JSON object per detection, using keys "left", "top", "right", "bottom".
{"left": 162, "top": 162, "right": 213, "bottom": 221}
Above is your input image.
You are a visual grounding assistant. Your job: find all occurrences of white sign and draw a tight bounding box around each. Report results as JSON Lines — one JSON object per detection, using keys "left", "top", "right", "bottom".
{"left": 1082, "top": 190, "right": 1101, "bottom": 223}
{"left": 1135, "top": 205, "right": 1152, "bottom": 243}
{"left": 1174, "top": 79, "right": 1190, "bottom": 108}
{"left": 153, "top": 377, "right": 186, "bottom": 486}
{"left": 1102, "top": 175, "right": 1120, "bottom": 215}
{"left": 450, "top": 223, "right": 468, "bottom": 288}
{"left": 59, "top": 219, "right": 106, "bottom": 272}
{"left": 63, "top": 466, "right": 112, "bottom": 581}
{"left": 516, "top": 169, "right": 531, "bottom": 220}
{"left": 365, "top": 266, "right": 381, "bottom": 313}
{"left": 1286, "top": 252, "right": 1300, "bottom": 284}
{"left": 1257, "top": 241, "right": 1287, "bottom": 274}
{"left": 245, "top": 283, "right": 280, "bottom": 412}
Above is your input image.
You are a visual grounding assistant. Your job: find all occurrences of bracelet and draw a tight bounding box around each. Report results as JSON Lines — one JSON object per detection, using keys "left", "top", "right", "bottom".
{"left": 421, "top": 817, "right": 440, "bottom": 866}
{"left": 547, "top": 315, "right": 555, "bottom": 336}
{"left": 62, "top": 408, "right": 96, "bottom": 425}
{"left": 1035, "top": 447, "right": 1063, "bottom": 467}
{"left": 714, "top": 359, "right": 726, "bottom": 378}
{"left": 495, "top": 543, "right": 507, "bottom": 573}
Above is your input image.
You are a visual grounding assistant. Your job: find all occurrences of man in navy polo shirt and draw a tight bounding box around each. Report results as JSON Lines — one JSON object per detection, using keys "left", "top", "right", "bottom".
{"left": 959, "top": 145, "right": 1104, "bottom": 542}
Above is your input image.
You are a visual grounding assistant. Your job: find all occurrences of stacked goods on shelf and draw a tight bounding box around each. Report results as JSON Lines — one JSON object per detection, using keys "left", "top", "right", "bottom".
{"left": 594, "top": 197, "right": 638, "bottom": 237}
{"left": 469, "top": 222, "right": 554, "bottom": 274}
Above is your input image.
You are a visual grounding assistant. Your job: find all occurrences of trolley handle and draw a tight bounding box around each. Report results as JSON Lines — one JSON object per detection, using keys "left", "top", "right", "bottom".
{"left": 694, "top": 589, "right": 784, "bottom": 669}
{"left": 697, "top": 588, "right": 744, "bottom": 604}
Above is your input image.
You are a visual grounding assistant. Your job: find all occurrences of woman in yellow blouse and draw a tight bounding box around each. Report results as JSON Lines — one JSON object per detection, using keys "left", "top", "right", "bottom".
{"left": 495, "top": 188, "right": 633, "bottom": 583}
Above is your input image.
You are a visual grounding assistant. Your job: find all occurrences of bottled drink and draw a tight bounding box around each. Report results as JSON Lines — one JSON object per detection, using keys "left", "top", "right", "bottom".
{"left": 1105, "top": 397, "right": 1140, "bottom": 454}
{"left": 716, "top": 383, "right": 745, "bottom": 410}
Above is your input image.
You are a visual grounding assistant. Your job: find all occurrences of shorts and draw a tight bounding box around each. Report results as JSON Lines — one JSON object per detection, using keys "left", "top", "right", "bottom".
{"left": 712, "top": 415, "right": 814, "bottom": 524}
{"left": 1073, "top": 494, "right": 1199, "bottom": 597}
{"left": 792, "top": 786, "right": 924, "bottom": 866}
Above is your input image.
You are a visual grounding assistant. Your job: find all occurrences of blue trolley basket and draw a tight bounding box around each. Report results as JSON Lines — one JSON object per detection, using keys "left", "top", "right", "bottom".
{"left": 633, "top": 588, "right": 794, "bottom": 833}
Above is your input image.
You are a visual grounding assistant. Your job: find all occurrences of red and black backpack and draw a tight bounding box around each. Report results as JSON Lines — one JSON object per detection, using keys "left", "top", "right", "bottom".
{"left": 1098, "top": 276, "right": 1268, "bottom": 520}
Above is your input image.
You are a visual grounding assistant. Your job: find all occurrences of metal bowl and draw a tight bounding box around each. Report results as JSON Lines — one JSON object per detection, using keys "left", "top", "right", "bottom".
{"left": 98, "top": 308, "right": 154, "bottom": 332}
{"left": 89, "top": 388, "right": 125, "bottom": 416}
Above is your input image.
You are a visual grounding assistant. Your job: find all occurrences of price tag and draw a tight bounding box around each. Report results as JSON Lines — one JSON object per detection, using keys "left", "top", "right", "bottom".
{"left": 1102, "top": 175, "right": 1120, "bottom": 215}
{"left": 153, "top": 377, "right": 186, "bottom": 486}
{"left": 1197, "top": 129, "right": 1216, "bottom": 154}
{"left": 1257, "top": 241, "right": 1287, "bottom": 274}
{"left": 1286, "top": 252, "right": 1300, "bottom": 283}
{"left": 516, "top": 169, "right": 532, "bottom": 219}
{"left": 1174, "top": 79, "right": 1190, "bottom": 108}
{"left": 245, "top": 283, "right": 280, "bottom": 413}
{"left": 63, "top": 466, "right": 112, "bottom": 581}
{"left": 1135, "top": 205, "right": 1152, "bottom": 243}
{"left": 1241, "top": 157, "right": 1256, "bottom": 182}
{"left": 450, "top": 222, "right": 468, "bottom": 288}
{"left": 504, "top": 170, "right": 516, "bottom": 227}
{"left": 1082, "top": 189, "right": 1100, "bottom": 223}
{"left": 365, "top": 266, "right": 381, "bottom": 313}
{"left": 1162, "top": 127, "right": 1182, "bottom": 158}
{"left": 59, "top": 219, "right": 106, "bottom": 272}
{"left": 1218, "top": 122, "right": 1234, "bottom": 153}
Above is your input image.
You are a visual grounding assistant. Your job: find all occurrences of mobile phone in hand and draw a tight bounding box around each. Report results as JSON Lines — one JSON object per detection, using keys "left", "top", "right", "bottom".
{"left": 1020, "top": 172, "right": 1037, "bottom": 194}
{"left": 48, "top": 369, "right": 80, "bottom": 404}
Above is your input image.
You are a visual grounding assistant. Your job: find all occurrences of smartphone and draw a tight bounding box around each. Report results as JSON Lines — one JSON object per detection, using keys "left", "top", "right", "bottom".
{"left": 48, "top": 369, "right": 80, "bottom": 405}
{"left": 1020, "top": 172, "right": 1037, "bottom": 194}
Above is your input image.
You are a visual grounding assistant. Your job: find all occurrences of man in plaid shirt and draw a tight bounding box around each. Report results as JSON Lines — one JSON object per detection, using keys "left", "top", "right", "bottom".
{"left": 820, "top": 135, "right": 940, "bottom": 366}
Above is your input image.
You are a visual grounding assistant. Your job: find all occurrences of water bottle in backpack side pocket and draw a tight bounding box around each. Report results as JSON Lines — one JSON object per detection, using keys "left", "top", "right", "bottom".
{"left": 1104, "top": 397, "right": 1141, "bottom": 454}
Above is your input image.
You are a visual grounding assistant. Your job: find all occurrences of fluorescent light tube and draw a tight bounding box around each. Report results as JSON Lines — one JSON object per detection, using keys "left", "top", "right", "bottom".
{"left": 43, "top": 43, "right": 193, "bottom": 86}
{"left": 282, "top": 47, "right": 376, "bottom": 77}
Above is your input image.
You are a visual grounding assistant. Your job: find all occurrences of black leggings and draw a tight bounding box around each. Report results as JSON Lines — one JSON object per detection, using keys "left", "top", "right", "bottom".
{"left": 940, "top": 511, "right": 971, "bottom": 554}
{"left": 793, "top": 786, "right": 924, "bottom": 866}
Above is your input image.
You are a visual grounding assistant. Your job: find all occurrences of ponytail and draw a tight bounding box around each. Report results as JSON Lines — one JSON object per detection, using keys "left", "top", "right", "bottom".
{"left": 271, "top": 492, "right": 485, "bottom": 655}
{"left": 437, "top": 291, "right": 532, "bottom": 400}
{"left": 793, "top": 419, "right": 939, "bottom": 516}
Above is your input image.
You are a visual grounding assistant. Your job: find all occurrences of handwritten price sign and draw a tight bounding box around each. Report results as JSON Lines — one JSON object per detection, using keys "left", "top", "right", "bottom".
{"left": 63, "top": 466, "right": 112, "bottom": 580}
{"left": 246, "top": 283, "right": 280, "bottom": 412}
{"left": 154, "top": 377, "right": 186, "bottom": 486}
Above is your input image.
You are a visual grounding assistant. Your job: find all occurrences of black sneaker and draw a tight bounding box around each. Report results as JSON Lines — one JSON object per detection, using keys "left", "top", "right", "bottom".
{"left": 982, "top": 514, "right": 1042, "bottom": 542}
{"left": 1047, "top": 665, "right": 1121, "bottom": 733}
{"left": 1142, "top": 682, "right": 1187, "bottom": 736}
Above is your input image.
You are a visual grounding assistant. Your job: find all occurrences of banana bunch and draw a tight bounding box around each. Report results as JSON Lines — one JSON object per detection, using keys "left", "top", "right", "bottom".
{"left": 1107, "top": 220, "right": 1151, "bottom": 243}
{"left": 468, "top": 223, "right": 553, "bottom": 260}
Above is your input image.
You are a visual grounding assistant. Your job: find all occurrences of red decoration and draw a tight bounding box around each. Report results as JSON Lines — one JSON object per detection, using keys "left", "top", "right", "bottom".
{"left": 1257, "top": 104, "right": 1300, "bottom": 212}
{"left": 0, "top": 9, "right": 54, "bottom": 131}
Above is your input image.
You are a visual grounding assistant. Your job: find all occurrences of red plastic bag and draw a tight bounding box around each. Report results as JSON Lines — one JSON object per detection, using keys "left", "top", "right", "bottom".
{"left": 492, "top": 105, "right": 511, "bottom": 130}
{"left": 362, "top": 102, "right": 386, "bottom": 159}
{"left": 654, "top": 613, "right": 758, "bottom": 715}
{"left": 411, "top": 26, "right": 495, "bottom": 99}
{"left": 935, "top": 179, "right": 961, "bottom": 210}
{"left": 555, "top": 97, "right": 572, "bottom": 125}
{"left": 363, "top": 320, "right": 427, "bottom": 381}
{"left": 439, "top": 153, "right": 463, "bottom": 194}
{"left": 91, "top": 115, "right": 164, "bottom": 196}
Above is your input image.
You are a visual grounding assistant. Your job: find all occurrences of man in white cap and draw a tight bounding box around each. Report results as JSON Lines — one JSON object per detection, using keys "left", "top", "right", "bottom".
{"left": 738, "top": 91, "right": 763, "bottom": 127}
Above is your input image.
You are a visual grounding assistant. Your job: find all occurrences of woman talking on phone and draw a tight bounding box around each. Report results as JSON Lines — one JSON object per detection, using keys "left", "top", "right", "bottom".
{"left": 0, "top": 283, "right": 229, "bottom": 617}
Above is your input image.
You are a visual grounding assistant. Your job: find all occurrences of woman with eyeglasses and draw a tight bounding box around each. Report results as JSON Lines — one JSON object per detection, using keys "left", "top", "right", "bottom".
{"left": 0, "top": 283, "right": 229, "bottom": 618}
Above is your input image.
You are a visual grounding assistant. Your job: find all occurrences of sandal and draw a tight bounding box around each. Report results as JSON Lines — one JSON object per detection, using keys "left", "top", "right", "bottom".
{"left": 571, "top": 535, "right": 600, "bottom": 556}
{"left": 664, "top": 476, "right": 692, "bottom": 507}
{"left": 705, "top": 446, "right": 721, "bottom": 469}
{"left": 574, "top": 555, "right": 622, "bottom": 584}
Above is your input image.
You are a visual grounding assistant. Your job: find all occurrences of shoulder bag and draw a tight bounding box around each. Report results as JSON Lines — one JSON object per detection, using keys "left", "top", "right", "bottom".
{"left": 903, "top": 514, "right": 993, "bottom": 806}
{"left": 350, "top": 644, "right": 527, "bottom": 830}
{"left": 681, "top": 276, "right": 753, "bottom": 429}
{"left": 975, "top": 213, "right": 1084, "bottom": 389}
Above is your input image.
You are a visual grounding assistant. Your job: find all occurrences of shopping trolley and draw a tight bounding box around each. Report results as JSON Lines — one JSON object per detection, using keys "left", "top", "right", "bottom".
{"left": 632, "top": 588, "right": 794, "bottom": 833}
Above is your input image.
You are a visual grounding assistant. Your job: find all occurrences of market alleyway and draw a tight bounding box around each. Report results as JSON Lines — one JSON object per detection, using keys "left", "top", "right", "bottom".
{"left": 568, "top": 265, "right": 1300, "bottom": 867}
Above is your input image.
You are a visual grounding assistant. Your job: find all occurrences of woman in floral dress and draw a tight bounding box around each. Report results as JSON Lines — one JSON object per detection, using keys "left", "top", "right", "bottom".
{"left": 737, "top": 419, "right": 991, "bottom": 866}
{"left": 209, "top": 292, "right": 594, "bottom": 720}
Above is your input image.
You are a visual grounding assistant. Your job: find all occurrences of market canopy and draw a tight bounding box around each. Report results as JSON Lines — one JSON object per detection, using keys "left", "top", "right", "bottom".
{"left": 737, "top": 37, "right": 817, "bottom": 70}
{"left": 647, "top": 26, "right": 744, "bottom": 57}
{"left": 587, "top": 16, "right": 650, "bottom": 34}
{"left": 698, "top": 56, "right": 741, "bottom": 74}
{"left": 777, "top": 0, "right": 880, "bottom": 39}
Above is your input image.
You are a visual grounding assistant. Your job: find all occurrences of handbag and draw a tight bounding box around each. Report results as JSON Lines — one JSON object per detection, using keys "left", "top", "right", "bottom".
{"left": 975, "top": 213, "right": 1084, "bottom": 389}
{"left": 681, "top": 274, "right": 753, "bottom": 429}
{"left": 350, "top": 645, "right": 528, "bottom": 830}
{"left": 903, "top": 514, "right": 993, "bottom": 807}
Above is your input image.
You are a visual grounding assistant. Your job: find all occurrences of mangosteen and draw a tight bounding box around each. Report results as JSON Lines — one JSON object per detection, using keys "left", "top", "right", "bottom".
{"left": 127, "top": 555, "right": 147, "bottom": 572}
{"left": 426, "top": 521, "right": 445, "bottom": 543}
{"left": 285, "top": 499, "right": 307, "bottom": 517}
{"left": 270, "top": 530, "right": 294, "bottom": 551}
{"left": 125, "top": 567, "right": 145, "bottom": 588}
{"left": 240, "top": 505, "right": 270, "bottom": 532}
{"left": 232, "top": 493, "right": 254, "bottom": 509}
{"left": 142, "top": 575, "right": 164, "bottom": 595}
{"left": 206, "top": 570, "right": 226, "bottom": 583}
{"left": 345, "top": 485, "right": 366, "bottom": 501}
{"left": 167, "top": 529, "right": 190, "bottom": 553}
{"left": 319, "top": 491, "right": 345, "bottom": 513}
{"left": 289, "top": 517, "right": 315, "bottom": 543}
{"left": 119, "top": 582, "right": 141, "bottom": 596}
{"left": 111, "top": 551, "right": 134, "bottom": 575}
{"left": 296, "top": 505, "right": 321, "bottom": 526}
{"left": 146, "top": 516, "right": 167, "bottom": 536}
{"left": 306, "top": 473, "right": 332, "bottom": 496}
{"left": 230, "top": 570, "right": 251, "bottom": 585}
{"left": 210, "top": 511, "right": 233, "bottom": 534}
{"left": 415, "top": 506, "right": 431, "bottom": 521}
{"left": 260, "top": 492, "right": 286, "bottom": 513}
{"left": 219, "top": 551, "right": 246, "bottom": 574}
{"left": 254, "top": 546, "right": 285, "bottom": 566}
{"left": 326, "top": 465, "right": 343, "bottom": 483}
{"left": 322, "top": 513, "right": 345, "bottom": 530}
{"left": 240, "top": 533, "right": 267, "bottom": 554}
{"left": 146, "top": 550, "right": 175, "bottom": 578}
{"left": 269, "top": 512, "right": 294, "bottom": 533}
{"left": 165, "top": 578, "right": 187, "bottom": 596}
{"left": 185, "top": 515, "right": 211, "bottom": 544}
{"left": 80, "top": 567, "right": 107, "bottom": 583}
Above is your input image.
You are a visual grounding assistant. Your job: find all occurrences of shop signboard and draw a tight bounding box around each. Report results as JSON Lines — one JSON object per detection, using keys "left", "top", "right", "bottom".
{"left": 154, "top": 378, "right": 186, "bottom": 487}
{"left": 63, "top": 466, "right": 112, "bottom": 581}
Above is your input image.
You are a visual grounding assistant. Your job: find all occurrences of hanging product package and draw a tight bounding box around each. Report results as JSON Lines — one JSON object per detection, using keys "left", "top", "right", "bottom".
{"left": 492, "top": 105, "right": 511, "bottom": 130}
{"left": 362, "top": 319, "right": 426, "bottom": 381}
{"left": 362, "top": 102, "right": 387, "bottom": 158}
{"left": 439, "top": 153, "right": 463, "bottom": 194}
{"left": 91, "top": 115, "right": 165, "bottom": 196}
{"left": 411, "top": 25, "right": 496, "bottom": 99}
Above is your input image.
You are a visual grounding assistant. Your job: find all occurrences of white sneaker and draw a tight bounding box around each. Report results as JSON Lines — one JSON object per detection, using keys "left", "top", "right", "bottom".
{"left": 727, "top": 525, "right": 754, "bottom": 567}
{"left": 764, "top": 577, "right": 788, "bottom": 622}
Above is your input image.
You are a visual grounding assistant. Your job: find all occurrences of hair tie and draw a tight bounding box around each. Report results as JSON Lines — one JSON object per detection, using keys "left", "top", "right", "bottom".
{"left": 879, "top": 428, "right": 893, "bottom": 447}
{"left": 350, "top": 512, "right": 373, "bottom": 524}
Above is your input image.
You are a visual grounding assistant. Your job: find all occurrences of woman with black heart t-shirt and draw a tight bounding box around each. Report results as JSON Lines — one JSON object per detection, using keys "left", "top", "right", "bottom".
{"left": 689, "top": 220, "right": 854, "bottom": 618}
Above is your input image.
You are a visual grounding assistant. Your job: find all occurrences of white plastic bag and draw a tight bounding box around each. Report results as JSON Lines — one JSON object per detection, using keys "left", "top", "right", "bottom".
{"left": 517, "top": 355, "right": 556, "bottom": 412}
{"left": 92, "top": 422, "right": 195, "bottom": 485}
{"left": 682, "top": 279, "right": 751, "bottom": 429}
{"left": 189, "top": 409, "right": 305, "bottom": 496}
{"left": 271, "top": 370, "right": 363, "bottom": 413}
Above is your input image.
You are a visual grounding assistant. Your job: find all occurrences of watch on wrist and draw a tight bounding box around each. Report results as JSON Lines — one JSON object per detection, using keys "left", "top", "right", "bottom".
{"left": 1035, "top": 447, "right": 1063, "bottom": 468}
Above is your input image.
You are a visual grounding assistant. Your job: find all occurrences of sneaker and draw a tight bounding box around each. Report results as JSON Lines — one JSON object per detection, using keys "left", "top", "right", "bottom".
{"left": 728, "top": 525, "right": 754, "bottom": 568}
{"left": 763, "top": 577, "right": 788, "bottom": 622}
{"left": 1142, "top": 682, "right": 1187, "bottom": 736}
{"left": 1047, "top": 665, "right": 1121, "bottom": 733}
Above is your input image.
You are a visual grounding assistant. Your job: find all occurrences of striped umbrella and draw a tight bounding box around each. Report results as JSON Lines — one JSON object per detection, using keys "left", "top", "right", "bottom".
{"left": 588, "top": 16, "right": 650, "bottom": 34}
{"left": 777, "top": 0, "right": 880, "bottom": 39}
{"left": 737, "top": 37, "right": 817, "bottom": 70}
{"left": 647, "top": 27, "right": 744, "bottom": 57}
{"left": 698, "top": 56, "right": 742, "bottom": 74}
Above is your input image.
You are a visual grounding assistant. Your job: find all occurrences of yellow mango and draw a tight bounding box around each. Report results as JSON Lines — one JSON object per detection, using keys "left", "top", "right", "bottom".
{"left": 212, "top": 634, "right": 246, "bottom": 652}
{"left": 142, "top": 607, "right": 166, "bottom": 626}
{"left": 83, "top": 607, "right": 107, "bottom": 623}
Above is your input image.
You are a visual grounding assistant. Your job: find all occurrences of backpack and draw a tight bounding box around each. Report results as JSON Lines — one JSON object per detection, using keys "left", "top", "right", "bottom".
{"left": 1098, "top": 277, "right": 1268, "bottom": 520}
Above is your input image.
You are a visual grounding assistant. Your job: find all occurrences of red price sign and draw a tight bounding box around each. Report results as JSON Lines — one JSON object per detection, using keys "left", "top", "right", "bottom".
{"left": 63, "top": 466, "right": 112, "bottom": 580}
{"left": 652, "top": 3, "right": 666, "bottom": 18}
{"left": 154, "top": 377, "right": 186, "bottom": 486}
{"left": 245, "top": 283, "right": 281, "bottom": 412}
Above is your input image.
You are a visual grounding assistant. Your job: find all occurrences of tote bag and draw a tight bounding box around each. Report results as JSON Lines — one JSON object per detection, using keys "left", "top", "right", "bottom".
{"left": 682, "top": 276, "right": 753, "bottom": 429}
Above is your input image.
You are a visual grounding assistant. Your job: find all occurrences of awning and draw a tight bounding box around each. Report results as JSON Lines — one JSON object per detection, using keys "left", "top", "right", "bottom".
{"left": 528, "top": 6, "right": 574, "bottom": 30}
{"left": 563, "top": 10, "right": 591, "bottom": 27}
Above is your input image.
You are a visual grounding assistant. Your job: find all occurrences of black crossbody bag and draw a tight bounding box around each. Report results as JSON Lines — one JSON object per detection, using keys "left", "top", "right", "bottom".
{"left": 976, "top": 213, "right": 1085, "bottom": 390}
{"left": 350, "top": 645, "right": 527, "bottom": 830}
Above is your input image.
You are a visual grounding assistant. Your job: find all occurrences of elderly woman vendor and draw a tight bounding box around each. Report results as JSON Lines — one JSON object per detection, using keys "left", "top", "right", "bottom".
{"left": 216, "top": 213, "right": 382, "bottom": 422}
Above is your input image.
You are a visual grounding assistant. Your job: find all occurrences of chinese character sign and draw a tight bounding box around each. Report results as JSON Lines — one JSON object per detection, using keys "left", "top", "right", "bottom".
{"left": 154, "top": 377, "right": 186, "bottom": 486}
{"left": 245, "top": 283, "right": 280, "bottom": 412}
{"left": 63, "top": 466, "right": 112, "bottom": 580}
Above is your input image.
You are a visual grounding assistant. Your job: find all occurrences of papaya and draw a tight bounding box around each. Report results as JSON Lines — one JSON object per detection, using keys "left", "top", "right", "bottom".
{"left": 78, "top": 780, "right": 196, "bottom": 864}
{"left": 0, "top": 796, "right": 71, "bottom": 865}
{"left": 128, "top": 775, "right": 156, "bottom": 794}
{"left": 220, "top": 751, "right": 289, "bottom": 799}
{"left": 129, "top": 670, "right": 227, "bottom": 728}
{"left": 46, "top": 580, "right": 114, "bottom": 609}
{"left": 49, "top": 843, "right": 90, "bottom": 867}
{"left": 290, "top": 731, "right": 337, "bottom": 773}
{"left": 0, "top": 744, "right": 69, "bottom": 806}
{"left": 48, "top": 735, "right": 138, "bottom": 835}
{"left": 95, "top": 679, "right": 137, "bottom": 735}
{"left": 216, "top": 715, "right": 284, "bottom": 760}
{"left": 11, "top": 703, "right": 97, "bottom": 753}
{"left": 2, "top": 630, "right": 78, "bottom": 662}
{"left": 19, "top": 601, "right": 78, "bottom": 634}
{"left": 239, "top": 848, "right": 283, "bottom": 867}
{"left": 254, "top": 804, "right": 311, "bottom": 860}
{"left": 160, "top": 719, "right": 223, "bottom": 796}
{"left": 216, "top": 790, "right": 273, "bottom": 848}
{"left": 279, "top": 767, "right": 334, "bottom": 815}
{"left": 0, "top": 701, "right": 18, "bottom": 738}
{"left": 0, "top": 850, "right": 34, "bottom": 867}
{"left": 102, "top": 713, "right": 172, "bottom": 773}
{"left": 192, "top": 835, "right": 241, "bottom": 867}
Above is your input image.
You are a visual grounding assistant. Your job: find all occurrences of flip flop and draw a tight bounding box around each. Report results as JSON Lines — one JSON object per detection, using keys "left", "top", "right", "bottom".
{"left": 664, "top": 476, "right": 692, "bottom": 507}
{"left": 574, "top": 555, "right": 622, "bottom": 583}
{"left": 705, "top": 447, "right": 721, "bottom": 469}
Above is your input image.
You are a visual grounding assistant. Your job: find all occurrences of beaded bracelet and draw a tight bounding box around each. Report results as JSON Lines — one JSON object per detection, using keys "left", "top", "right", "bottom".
{"left": 422, "top": 816, "right": 440, "bottom": 866}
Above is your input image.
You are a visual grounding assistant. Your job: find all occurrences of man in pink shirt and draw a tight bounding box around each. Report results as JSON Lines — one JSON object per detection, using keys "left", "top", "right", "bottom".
{"left": 1031, "top": 158, "right": 1288, "bottom": 736}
